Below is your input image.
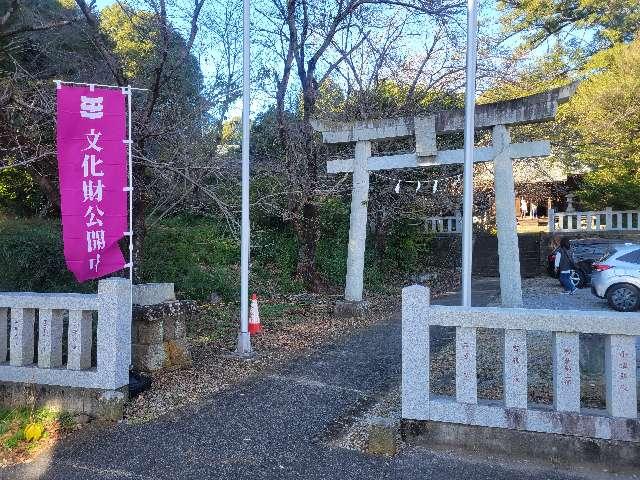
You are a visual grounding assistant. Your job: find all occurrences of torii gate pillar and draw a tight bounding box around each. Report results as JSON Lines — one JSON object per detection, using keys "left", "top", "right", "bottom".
{"left": 493, "top": 125, "right": 523, "bottom": 307}
{"left": 345, "top": 141, "right": 371, "bottom": 303}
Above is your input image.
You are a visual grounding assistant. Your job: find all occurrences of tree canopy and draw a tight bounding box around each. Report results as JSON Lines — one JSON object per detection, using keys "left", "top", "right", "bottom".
{"left": 1, "top": 0, "right": 638, "bottom": 291}
{"left": 499, "top": 0, "right": 640, "bottom": 53}
{"left": 559, "top": 38, "right": 640, "bottom": 209}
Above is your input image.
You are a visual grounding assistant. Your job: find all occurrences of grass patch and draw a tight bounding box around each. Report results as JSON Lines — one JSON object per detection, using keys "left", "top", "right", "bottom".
{"left": 189, "top": 303, "right": 239, "bottom": 345}
{"left": 0, "top": 407, "right": 75, "bottom": 466}
{"left": 258, "top": 301, "right": 308, "bottom": 328}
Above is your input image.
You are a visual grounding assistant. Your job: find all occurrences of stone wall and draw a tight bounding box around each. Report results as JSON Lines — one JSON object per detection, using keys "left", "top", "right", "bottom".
{"left": 0, "top": 383, "right": 127, "bottom": 421}
{"left": 472, "top": 233, "right": 543, "bottom": 278}
{"left": 133, "top": 283, "right": 176, "bottom": 306}
{"left": 429, "top": 231, "right": 640, "bottom": 279}
{"left": 430, "top": 233, "right": 542, "bottom": 277}
{"left": 132, "top": 301, "right": 197, "bottom": 372}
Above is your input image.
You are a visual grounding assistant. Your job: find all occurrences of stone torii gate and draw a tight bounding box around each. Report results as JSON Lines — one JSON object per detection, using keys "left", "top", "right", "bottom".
{"left": 312, "top": 86, "right": 575, "bottom": 312}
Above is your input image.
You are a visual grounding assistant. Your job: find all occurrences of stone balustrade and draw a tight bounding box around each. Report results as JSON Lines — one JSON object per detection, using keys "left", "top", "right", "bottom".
{"left": 402, "top": 285, "right": 639, "bottom": 442}
{"left": 0, "top": 278, "right": 131, "bottom": 391}
{"left": 425, "top": 215, "right": 461, "bottom": 234}
{"left": 549, "top": 207, "right": 640, "bottom": 232}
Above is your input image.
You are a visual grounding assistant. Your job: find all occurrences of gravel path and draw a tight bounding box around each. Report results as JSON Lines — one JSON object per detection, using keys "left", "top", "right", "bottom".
{"left": 492, "top": 276, "right": 609, "bottom": 311}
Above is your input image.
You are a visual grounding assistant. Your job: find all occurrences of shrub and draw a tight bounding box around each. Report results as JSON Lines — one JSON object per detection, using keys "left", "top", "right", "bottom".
{"left": 0, "top": 219, "right": 94, "bottom": 293}
{"left": 0, "top": 206, "right": 435, "bottom": 300}
{"left": 142, "top": 217, "right": 241, "bottom": 300}
{"left": 316, "top": 198, "right": 350, "bottom": 285}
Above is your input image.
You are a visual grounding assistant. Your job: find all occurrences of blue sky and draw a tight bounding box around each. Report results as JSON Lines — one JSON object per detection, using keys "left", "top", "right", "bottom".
{"left": 95, "top": 0, "right": 115, "bottom": 8}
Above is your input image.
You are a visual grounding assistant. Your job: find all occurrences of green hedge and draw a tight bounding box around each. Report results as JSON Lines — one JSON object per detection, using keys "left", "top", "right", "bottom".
{"left": 0, "top": 218, "right": 95, "bottom": 293}
{"left": 141, "top": 216, "right": 302, "bottom": 300}
{"left": 0, "top": 199, "right": 434, "bottom": 300}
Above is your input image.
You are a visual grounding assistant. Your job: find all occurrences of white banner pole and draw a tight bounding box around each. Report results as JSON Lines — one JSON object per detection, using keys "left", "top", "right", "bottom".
{"left": 462, "top": 0, "right": 478, "bottom": 308}
{"left": 120, "top": 85, "right": 135, "bottom": 371}
{"left": 125, "top": 86, "right": 134, "bottom": 317}
{"left": 235, "top": 0, "right": 253, "bottom": 355}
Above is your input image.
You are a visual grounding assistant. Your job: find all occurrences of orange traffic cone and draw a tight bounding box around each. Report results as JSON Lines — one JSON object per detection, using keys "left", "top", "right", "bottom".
{"left": 249, "top": 293, "right": 262, "bottom": 334}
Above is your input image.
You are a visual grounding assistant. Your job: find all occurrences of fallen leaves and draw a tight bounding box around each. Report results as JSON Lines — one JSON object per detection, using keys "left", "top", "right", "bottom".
{"left": 23, "top": 423, "right": 44, "bottom": 442}
{"left": 124, "top": 292, "right": 398, "bottom": 423}
{"left": 124, "top": 267, "right": 459, "bottom": 423}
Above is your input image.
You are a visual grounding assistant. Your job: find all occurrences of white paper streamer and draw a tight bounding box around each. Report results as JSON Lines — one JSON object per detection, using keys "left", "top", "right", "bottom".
{"left": 432, "top": 180, "right": 438, "bottom": 193}
{"left": 416, "top": 181, "right": 421, "bottom": 192}
{"left": 394, "top": 181, "right": 401, "bottom": 194}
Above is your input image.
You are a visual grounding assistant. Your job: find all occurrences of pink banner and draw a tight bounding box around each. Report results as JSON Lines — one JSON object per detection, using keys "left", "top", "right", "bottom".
{"left": 57, "top": 85, "right": 128, "bottom": 282}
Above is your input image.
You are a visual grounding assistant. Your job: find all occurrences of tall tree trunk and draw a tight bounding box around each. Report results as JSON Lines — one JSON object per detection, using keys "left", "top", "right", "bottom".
{"left": 291, "top": 83, "right": 326, "bottom": 292}
{"left": 275, "top": 55, "right": 326, "bottom": 291}
{"left": 292, "top": 200, "right": 323, "bottom": 291}
{"left": 34, "top": 172, "right": 60, "bottom": 211}
{"left": 373, "top": 209, "right": 389, "bottom": 261}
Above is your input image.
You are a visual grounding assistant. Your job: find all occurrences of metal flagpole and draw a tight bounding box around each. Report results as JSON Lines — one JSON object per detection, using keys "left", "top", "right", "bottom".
{"left": 235, "top": 0, "right": 252, "bottom": 355}
{"left": 462, "top": 0, "right": 478, "bottom": 308}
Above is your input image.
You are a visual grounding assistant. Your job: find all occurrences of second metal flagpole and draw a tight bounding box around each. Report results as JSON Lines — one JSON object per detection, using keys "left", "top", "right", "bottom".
{"left": 462, "top": 0, "right": 478, "bottom": 308}
{"left": 236, "top": 0, "right": 252, "bottom": 355}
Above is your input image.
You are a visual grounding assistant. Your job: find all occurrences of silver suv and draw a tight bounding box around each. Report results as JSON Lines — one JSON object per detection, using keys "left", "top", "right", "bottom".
{"left": 591, "top": 243, "right": 640, "bottom": 312}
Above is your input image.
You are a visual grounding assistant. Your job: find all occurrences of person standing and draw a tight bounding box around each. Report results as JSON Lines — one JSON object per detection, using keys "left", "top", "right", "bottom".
{"left": 555, "top": 237, "right": 577, "bottom": 294}
{"left": 531, "top": 202, "right": 538, "bottom": 218}
{"left": 520, "top": 198, "right": 528, "bottom": 219}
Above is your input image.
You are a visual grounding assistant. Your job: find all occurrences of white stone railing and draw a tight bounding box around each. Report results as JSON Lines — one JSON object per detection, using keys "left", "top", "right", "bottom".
{"left": 549, "top": 207, "right": 640, "bottom": 232}
{"left": 402, "top": 285, "right": 639, "bottom": 442}
{"left": 425, "top": 215, "right": 461, "bottom": 234}
{"left": 0, "top": 278, "right": 131, "bottom": 391}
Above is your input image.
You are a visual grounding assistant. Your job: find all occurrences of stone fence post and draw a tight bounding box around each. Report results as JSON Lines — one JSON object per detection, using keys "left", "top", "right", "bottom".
{"left": 402, "top": 285, "right": 430, "bottom": 420}
{"left": 605, "top": 207, "right": 613, "bottom": 230}
{"left": 548, "top": 208, "right": 555, "bottom": 232}
{"left": 97, "top": 278, "right": 131, "bottom": 390}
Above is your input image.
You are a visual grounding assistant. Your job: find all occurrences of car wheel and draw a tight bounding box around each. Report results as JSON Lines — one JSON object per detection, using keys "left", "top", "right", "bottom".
{"left": 606, "top": 284, "right": 640, "bottom": 312}
{"left": 569, "top": 269, "right": 585, "bottom": 289}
